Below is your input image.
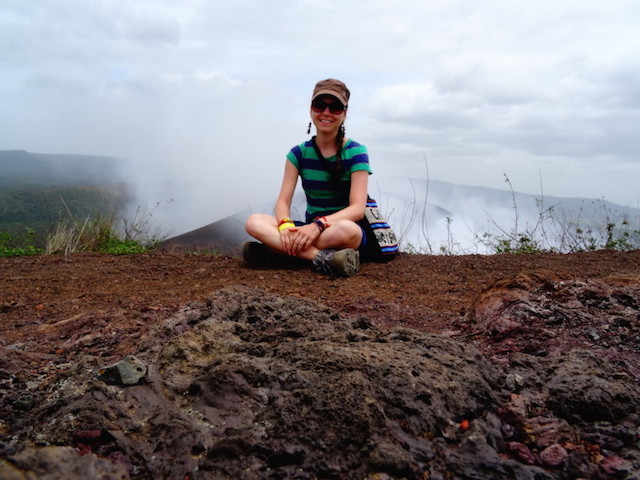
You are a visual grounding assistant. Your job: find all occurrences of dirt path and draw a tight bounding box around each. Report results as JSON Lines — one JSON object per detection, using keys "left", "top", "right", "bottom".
{"left": 2, "top": 250, "right": 639, "bottom": 363}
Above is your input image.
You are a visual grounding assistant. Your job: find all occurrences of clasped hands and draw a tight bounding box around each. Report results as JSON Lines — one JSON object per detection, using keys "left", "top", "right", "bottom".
{"left": 280, "top": 223, "right": 321, "bottom": 256}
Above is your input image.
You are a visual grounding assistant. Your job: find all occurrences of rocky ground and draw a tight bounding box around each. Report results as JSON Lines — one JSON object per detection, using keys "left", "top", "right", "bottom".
{"left": 1, "top": 250, "right": 640, "bottom": 479}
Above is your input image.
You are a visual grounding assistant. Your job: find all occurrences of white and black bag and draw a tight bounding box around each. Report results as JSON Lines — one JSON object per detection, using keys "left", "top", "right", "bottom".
{"left": 358, "top": 196, "right": 398, "bottom": 262}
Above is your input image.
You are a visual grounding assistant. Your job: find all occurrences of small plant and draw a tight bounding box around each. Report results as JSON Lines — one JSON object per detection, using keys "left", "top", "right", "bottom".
{"left": 604, "top": 218, "right": 636, "bottom": 251}
{"left": 0, "top": 229, "right": 43, "bottom": 257}
{"left": 490, "top": 233, "right": 545, "bottom": 254}
{"left": 99, "top": 238, "right": 150, "bottom": 255}
{"left": 401, "top": 242, "right": 420, "bottom": 255}
{"left": 438, "top": 216, "right": 462, "bottom": 255}
{"left": 45, "top": 207, "right": 166, "bottom": 255}
{"left": 121, "top": 202, "right": 168, "bottom": 247}
{"left": 46, "top": 214, "right": 116, "bottom": 254}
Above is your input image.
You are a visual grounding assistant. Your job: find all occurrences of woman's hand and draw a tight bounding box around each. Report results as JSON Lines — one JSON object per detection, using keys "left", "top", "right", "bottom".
{"left": 281, "top": 223, "right": 320, "bottom": 256}
{"left": 279, "top": 227, "right": 295, "bottom": 255}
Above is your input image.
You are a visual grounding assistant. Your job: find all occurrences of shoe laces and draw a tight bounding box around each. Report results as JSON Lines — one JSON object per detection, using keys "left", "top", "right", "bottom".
{"left": 312, "top": 249, "right": 336, "bottom": 275}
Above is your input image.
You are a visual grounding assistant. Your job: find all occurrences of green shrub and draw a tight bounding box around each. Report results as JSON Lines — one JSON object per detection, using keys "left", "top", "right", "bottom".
{"left": 45, "top": 211, "right": 162, "bottom": 255}
{"left": 0, "top": 229, "right": 44, "bottom": 257}
{"left": 99, "top": 238, "right": 150, "bottom": 255}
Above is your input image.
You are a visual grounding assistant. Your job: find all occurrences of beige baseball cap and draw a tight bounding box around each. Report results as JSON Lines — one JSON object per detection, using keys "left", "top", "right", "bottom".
{"left": 312, "top": 78, "right": 350, "bottom": 106}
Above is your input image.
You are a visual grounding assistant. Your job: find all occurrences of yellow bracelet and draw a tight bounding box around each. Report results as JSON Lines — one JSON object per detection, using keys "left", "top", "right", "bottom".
{"left": 278, "top": 222, "right": 295, "bottom": 231}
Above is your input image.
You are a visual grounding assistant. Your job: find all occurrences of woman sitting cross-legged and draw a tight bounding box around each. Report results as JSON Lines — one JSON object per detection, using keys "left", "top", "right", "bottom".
{"left": 243, "top": 78, "right": 373, "bottom": 277}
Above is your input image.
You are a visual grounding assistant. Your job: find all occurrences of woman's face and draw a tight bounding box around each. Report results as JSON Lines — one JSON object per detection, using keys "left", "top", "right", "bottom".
{"left": 310, "top": 95, "right": 347, "bottom": 135}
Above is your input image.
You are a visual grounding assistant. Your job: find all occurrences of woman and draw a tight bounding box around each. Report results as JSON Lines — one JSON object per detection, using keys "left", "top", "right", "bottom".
{"left": 244, "top": 78, "right": 371, "bottom": 277}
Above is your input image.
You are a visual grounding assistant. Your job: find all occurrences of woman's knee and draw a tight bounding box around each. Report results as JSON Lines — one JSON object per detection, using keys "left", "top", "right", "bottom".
{"left": 245, "top": 213, "right": 271, "bottom": 237}
{"left": 329, "top": 220, "right": 362, "bottom": 248}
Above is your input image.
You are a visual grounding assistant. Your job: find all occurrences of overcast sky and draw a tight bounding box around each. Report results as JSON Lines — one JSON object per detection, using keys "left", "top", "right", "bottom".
{"left": 2, "top": 0, "right": 639, "bottom": 233}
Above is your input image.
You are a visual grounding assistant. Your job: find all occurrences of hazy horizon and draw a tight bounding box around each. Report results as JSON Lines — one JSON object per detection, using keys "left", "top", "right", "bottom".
{"left": 2, "top": 1, "right": 639, "bottom": 235}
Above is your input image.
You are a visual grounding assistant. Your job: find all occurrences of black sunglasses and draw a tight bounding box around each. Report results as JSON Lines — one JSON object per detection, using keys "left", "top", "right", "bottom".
{"left": 311, "top": 97, "right": 346, "bottom": 114}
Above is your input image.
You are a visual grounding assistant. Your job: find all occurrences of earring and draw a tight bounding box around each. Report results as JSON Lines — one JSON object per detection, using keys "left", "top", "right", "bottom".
{"left": 307, "top": 122, "right": 312, "bottom": 135}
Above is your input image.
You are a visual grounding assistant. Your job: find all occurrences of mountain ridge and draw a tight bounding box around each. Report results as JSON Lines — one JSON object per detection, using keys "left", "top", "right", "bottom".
{"left": 3, "top": 150, "right": 638, "bottom": 254}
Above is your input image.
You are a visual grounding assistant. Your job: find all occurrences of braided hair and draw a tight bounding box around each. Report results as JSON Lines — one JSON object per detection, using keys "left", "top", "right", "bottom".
{"left": 334, "top": 123, "right": 345, "bottom": 178}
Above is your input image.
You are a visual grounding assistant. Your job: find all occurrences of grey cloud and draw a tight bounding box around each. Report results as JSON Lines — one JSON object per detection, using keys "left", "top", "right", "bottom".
{"left": 2, "top": 0, "right": 639, "bottom": 220}
{"left": 604, "top": 67, "right": 640, "bottom": 109}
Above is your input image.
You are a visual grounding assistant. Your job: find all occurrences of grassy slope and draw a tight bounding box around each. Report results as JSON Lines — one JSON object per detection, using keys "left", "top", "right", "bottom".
{"left": 0, "top": 150, "right": 133, "bottom": 241}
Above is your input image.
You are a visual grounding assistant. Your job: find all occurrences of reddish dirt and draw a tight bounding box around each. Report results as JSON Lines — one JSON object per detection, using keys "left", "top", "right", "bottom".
{"left": 2, "top": 249, "right": 640, "bottom": 371}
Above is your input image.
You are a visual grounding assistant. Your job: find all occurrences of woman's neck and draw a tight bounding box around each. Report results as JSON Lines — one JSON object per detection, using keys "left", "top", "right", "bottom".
{"left": 313, "top": 133, "right": 337, "bottom": 158}
{"left": 315, "top": 132, "right": 347, "bottom": 151}
{"left": 314, "top": 132, "right": 336, "bottom": 149}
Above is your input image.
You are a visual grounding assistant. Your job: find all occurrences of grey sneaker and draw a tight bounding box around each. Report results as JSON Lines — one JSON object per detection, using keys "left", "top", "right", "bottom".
{"left": 313, "top": 248, "right": 360, "bottom": 277}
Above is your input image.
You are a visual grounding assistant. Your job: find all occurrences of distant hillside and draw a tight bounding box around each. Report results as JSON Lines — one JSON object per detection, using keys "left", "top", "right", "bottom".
{"left": 0, "top": 150, "right": 133, "bottom": 240}
{"left": 385, "top": 178, "right": 640, "bottom": 253}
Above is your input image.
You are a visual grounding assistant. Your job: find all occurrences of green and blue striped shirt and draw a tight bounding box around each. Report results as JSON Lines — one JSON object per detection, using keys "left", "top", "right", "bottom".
{"left": 287, "top": 139, "right": 372, "bottom": 222}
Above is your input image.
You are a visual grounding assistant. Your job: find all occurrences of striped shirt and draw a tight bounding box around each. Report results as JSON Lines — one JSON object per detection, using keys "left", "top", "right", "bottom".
{"left": 286, "top": 139, "right": 372, "bottom": 222}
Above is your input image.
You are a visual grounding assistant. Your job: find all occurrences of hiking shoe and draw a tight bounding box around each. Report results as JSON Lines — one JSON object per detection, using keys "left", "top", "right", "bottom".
{"left": 242, "top": 241, "right": 274, "bottom": 265}
{"left": 313, "top": 248, "right": 360, "bottom": 277}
